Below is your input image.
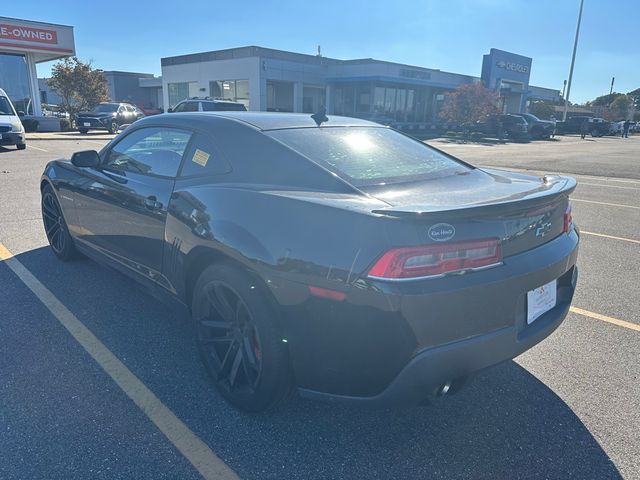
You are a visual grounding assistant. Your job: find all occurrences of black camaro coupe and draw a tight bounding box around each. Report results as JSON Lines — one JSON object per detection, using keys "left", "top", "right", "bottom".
{"left": 40, "top": 112, "right": 579, "bottom": 412}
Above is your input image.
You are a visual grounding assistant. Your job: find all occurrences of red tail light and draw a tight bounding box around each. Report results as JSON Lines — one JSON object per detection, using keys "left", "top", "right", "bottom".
{"left": 563, "top": 203, "right": 573, "bottom": 233}
{"left": 368, "top": 239, "right": 502, "bottom": 280}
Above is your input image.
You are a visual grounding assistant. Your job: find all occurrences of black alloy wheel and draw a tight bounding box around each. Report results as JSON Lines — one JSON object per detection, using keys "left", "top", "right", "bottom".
{"left": 41, "top": 185, "right": 77, "bottom": 260}
{"left": 198, "top": 280, "right": 263, "bottom": 394}
{"left": 109, "top": 121, "right": 118, "bottom": 134}
{"left": 192, "top": 263, "right": 293, "bottom": 412}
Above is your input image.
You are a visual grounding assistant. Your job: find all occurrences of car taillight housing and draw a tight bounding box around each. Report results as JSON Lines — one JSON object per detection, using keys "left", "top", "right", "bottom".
{"left": 368, "top": 239, "right": 502, "bottom": 280}
{"left": 563, "top": 203, "right": 573, "bottom": 233}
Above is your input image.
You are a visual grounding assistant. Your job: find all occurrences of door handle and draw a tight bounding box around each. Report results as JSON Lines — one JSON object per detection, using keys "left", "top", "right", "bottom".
{"left": 144, "top": 196, "right": 163, "bottom": 210}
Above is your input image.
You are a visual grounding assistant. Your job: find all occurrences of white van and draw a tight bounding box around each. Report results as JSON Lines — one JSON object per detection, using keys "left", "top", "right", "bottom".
{"left": 0, "top": 88, "right": 26, "bottom": 150}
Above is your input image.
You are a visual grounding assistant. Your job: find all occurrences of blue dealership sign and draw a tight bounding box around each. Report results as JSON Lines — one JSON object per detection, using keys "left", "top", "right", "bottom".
{"left": 481, "top": 48, "right": 532, "bottom": 90}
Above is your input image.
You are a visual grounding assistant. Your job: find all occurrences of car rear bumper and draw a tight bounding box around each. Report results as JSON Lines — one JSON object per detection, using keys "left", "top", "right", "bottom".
{"left": 288, "top": 229, "right": 579, "bottom": 405}
{"left": 299, "top": 264, "right": 577, "bottom": 407}
{"left": 0, "top": 132, "right": 25, "bottom": 145}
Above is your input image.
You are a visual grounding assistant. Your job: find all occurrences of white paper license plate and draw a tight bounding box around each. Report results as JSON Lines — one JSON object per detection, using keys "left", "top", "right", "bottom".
{"left": 83, "top": 122, "right": 91, "bottom": 127}
{"left": 527, "top": 279, "right": 557, "bottom": 324}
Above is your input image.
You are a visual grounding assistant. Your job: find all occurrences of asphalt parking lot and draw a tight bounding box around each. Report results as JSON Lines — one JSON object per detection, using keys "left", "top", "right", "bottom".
{"left": 0, "top": 132, "right": 638, "bottom": 479}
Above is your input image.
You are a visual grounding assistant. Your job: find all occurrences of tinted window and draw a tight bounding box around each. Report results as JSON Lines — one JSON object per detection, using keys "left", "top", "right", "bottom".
{"left": 202, "top": 102, "right": 246, "bottom": 112}
{"left": 0, "top": 96, "right": 16, "bottom": 115}
{"left": 180, "top": 133, "right": 231, "bottom": 177}
{"left": 104, "top": 127, "right": 192, "bottom": 177}
{"left": 268, "top": 127, "right": 469, "bottom": 186}
{"left": 91, "top": 104, "right": 118, "bottom": 113}
{"left": 173, "top": 101, "right": 198, "bottom": 113}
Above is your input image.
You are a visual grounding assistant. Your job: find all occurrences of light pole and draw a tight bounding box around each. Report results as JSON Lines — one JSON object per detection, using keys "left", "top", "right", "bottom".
{"left": 561, "top": 79, "right": 567, "bottom": 101}
{"left": 609, "top": 76, "right": 615, "bottom": 96}
{"left": 563, "top": 0, "right": 585, "bottom": 122}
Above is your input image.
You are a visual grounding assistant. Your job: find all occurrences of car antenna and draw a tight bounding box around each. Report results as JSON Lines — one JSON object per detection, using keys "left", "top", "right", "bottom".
{"left": 311, "top": 106, "right": 328, "bottom": 127}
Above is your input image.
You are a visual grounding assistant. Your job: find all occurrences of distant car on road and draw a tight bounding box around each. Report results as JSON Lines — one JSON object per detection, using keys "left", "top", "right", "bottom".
{"left": 475, "top": 114, "right": 529, "bottom": 140}
{"left": 0, "top": 87, "right": 26, "bottom": 150}
{"left": 40, "top": 111, "right": 579, "bottom": 412}
{"left": 168, "top": 98, "right": 247, "bottom": 113}
{"left": 76, "top": 103, "right": 145, "bottom": 134}
{"left": 515, "top": 113, "right": 555, "bottom": 139}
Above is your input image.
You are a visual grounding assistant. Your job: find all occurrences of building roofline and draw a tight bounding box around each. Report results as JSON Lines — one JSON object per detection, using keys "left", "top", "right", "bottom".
{"left": 0, "top": 16, "right": 74, "bottom": 29}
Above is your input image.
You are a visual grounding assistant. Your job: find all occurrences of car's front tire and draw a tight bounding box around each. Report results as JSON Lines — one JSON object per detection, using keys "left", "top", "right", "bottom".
{"left": 16, "top": 143, "right": 26, "bottom": 150}
{"left": 108, "top": 121, "right": 118, "bottom": 134}
{"left": 191, "top": 263, "right": 293, "bottom": 412}
{"left": 78, "top": 128, "right": 88, "bottom": 134}
{"left": 41, "top": 185, "right": 78, "bottom": 261}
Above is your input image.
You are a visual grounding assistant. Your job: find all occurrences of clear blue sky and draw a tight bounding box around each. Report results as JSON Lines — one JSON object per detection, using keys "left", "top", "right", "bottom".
{"left": 6, "top": 0, "right": 639, "bottom": 104}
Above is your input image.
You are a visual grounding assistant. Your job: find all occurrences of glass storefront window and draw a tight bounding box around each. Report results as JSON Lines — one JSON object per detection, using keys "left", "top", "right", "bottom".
{"left": 384, "top": 88, "right": 396, "bottom": 116}
{"left": 356, "top": 83, "right": 371, "bottom": 113}
{"left": 334, "top": 85, "right": 355, "bottom": 115}
{"left": 168, "top": 82, "right": 198, "bottom": 108}
{"left": 373, "top": 87, "right": 385, "bottom": 113}
{"left": 267, "top": 81, "right": 294, "bottom": 112}
{"left": 0, "top": 53, "right": 34, "bottom": 114}
{"left": 209, "top": 79, "right": 249, "bottom": 108}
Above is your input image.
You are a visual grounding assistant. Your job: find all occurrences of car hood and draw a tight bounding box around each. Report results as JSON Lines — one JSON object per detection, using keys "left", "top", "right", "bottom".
{"left": 0, "top": 114, "right": 20, "bottom": 127}
{"left": 77, "top": 111, "right": 115, "bottom": 118}
{"left": 361, "top": 168, "right": 576, "bottom": 216}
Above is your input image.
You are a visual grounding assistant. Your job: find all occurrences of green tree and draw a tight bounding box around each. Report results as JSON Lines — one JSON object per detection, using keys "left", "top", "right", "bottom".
{"left": 528, "top": 100, "right": 556, "bottom": 120}
{"left": 438, "top": 82, "right": 500, "bottom": 124}
{"left": 608, "top": 95, "right": 632, "bottom": 120}
{"left": 48, "top": 57, "right": 110, "bottom": 116}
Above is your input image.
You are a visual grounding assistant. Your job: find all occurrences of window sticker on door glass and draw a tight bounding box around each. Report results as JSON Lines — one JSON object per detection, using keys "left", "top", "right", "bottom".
{"left": 192, "top": 148, "right": 210, "bottom": 167}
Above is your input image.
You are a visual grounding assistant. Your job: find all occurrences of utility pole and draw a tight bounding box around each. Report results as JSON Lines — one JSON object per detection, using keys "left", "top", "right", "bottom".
{"left": 609, "top": 76, "right": 615, "bottom": 96}
{"left": 563, "top": 0, "right": 585, "bottom": 122}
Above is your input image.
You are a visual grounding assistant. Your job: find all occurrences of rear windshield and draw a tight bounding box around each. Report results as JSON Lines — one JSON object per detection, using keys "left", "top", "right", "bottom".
{"left": 92, "top": 104, "right": 118, "bottom": 113}
{"left": 267, "top": 127, "right": 470, "bottom": 186}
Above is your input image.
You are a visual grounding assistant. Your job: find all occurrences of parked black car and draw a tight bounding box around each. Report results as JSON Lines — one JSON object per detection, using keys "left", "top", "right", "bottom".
{"left": 40, "top": 112, "right": 579, "bottom": 412}
{"left": 516, "top": 113, "right": 555, "bottom": 139}
{"left": 474, "top": 114, "right": 529, "bottom": 139}
{"left": 554, "top": 116, "right": 612, "bottom": 136}
{"left": 76, "top": 103, "right": 145, "bottom": 134}
{"left": 168, "top": 97, "right": 247, "bottom": 113}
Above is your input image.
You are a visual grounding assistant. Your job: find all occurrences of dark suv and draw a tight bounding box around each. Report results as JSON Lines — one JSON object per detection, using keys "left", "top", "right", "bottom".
{"left": 516, "top": 113, "right": 555, "bottom": 139}
{"left": 77, "top": 103, "right": 145, "bottom": 134}
{"left": 168, "top": 98, "right": 247, "bottom": 113}
{"left": 474, "top": 114, "right": 529, "bottom": 140}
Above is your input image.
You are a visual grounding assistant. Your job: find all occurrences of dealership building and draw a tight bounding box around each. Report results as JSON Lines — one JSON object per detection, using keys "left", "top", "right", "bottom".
{"left": 161, "top": 46, "right": 560, "bottom": 126}
{"left": 0, "top": 16, "right": 75, "bottom": 116}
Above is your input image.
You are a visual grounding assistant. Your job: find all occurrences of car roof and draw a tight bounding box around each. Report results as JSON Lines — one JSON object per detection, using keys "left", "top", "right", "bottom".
{"left": 147, "top": 111, "right": 379, "bottom": 131}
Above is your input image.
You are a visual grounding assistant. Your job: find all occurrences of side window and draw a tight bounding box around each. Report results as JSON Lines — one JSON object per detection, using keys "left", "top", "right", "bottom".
{"left": 117, "top": 105, "right": 126, "bottom": 113}
{"left": 182, "top": 101, "right": 199, "bottom": 112}
{"left": 172, "top": 102, "right": 186, "bottom": 113}
{"left": 125, "top": 105, "right": 134, "bottom": 112}
{"left": 201, "top": 102, "right": 216, "bottom": 112}
{"left": 104, "top": 127, "right": 192, "bottom": 177}
{"left": 180, "top": 133, "right": 231, "bottom": 177}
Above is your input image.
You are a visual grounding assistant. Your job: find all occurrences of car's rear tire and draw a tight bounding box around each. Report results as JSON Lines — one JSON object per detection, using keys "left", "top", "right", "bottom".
{"left": 41, "top": 185, "right": 78, "bottom": 261}
{"left": 78, "top": 128, "right": 88, "bottom": 134}
{"left": 16, "top": 143, "right": 26, "bottom": 150}
{"left": 191, "top": 262, "right": 294, "bottom": 412}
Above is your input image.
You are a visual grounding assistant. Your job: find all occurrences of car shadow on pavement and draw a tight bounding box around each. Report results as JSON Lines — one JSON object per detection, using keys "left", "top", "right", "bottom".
{"left": 12, "top": 246, "right": 622, "bottom": 480}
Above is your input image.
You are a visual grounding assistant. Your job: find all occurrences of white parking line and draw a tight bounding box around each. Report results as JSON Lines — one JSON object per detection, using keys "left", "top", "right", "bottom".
{"left": 581, "top": 231, "right": 640, "bottom": 244}
{"left": 577, "top": 182, "right": 640, "bottom": 190}
{"left": 0, "top": 242, "right": 240, "bottom": 480}
{"left": 572, "top": 198, "right": 640, "bottom": 210}
{"left": 27, "top": 144, "right": 49, "bottom": 152}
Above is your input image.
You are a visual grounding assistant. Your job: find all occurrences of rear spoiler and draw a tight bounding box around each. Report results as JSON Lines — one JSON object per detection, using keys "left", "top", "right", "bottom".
{"left": 371, "top": 175, "right": 577, "bottom": 218}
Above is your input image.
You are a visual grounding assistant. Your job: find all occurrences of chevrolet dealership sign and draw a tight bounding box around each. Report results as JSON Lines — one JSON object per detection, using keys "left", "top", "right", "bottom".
{"left": 0, "top": 17, "right": 75, "bottom": 60}
{"left": 496, "top": 60, "right": 529, "bottom": 74}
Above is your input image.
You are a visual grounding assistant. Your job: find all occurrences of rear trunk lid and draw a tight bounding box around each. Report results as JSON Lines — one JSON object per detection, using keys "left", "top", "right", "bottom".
{"left": 365, "top": 168, "right": 576, "bottom": 257}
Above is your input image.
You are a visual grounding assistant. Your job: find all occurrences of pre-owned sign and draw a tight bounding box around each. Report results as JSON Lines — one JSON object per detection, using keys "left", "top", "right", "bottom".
{"left": 0, "top": 23, "right": 58, "bottom": 44}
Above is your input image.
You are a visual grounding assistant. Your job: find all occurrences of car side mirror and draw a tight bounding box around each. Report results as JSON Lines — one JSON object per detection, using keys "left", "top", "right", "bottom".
{"left": 167, "top": 107, "right": 173, "bottom": 113}
{"left": 71, "top": 150, "right": 100, "bottom": 168}
{"left": 17, "top": 111, "right": 25, "bottom": 117}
